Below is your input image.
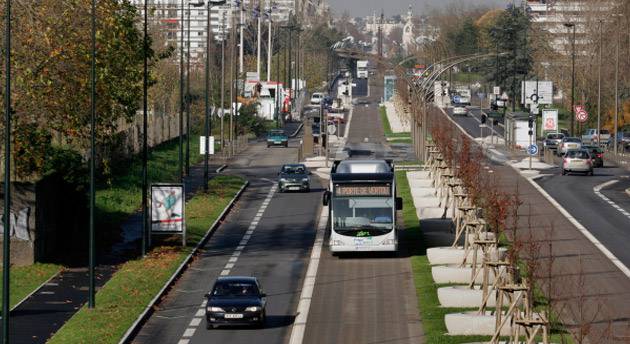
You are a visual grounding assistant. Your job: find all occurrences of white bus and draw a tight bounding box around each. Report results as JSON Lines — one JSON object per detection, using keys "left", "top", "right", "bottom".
{"left": 356, "top": 60, "right": 369, "bottom": 79}
{"left": 323, "top": 160, "right": 402, "bottom": 253}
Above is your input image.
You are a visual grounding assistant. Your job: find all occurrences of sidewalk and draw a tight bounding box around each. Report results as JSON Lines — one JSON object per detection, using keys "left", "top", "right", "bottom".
{"left": 1, "top": 132, "right": 274, "bottom": 343}
{"left": 383, "top": 100, "right": 410, "bottom": 133}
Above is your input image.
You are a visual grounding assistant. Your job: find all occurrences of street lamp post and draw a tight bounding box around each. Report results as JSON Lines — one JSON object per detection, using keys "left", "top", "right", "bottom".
{"left": 564, "top": 23, "right": 576, "bottom": 137}
{"left": 141, "top": 0, "right": 149, "bottom": 256}
{"left": 200, "top": 1, "right": 225, "bottom": 191}
{"left": 597, "top": 20, "right": 602, "bottom": 147}
{"left": 2, "top": 0, "right": 11, "bottom": 340}
{"left": 179, "top": 0, "right": 185, "bottom": 183}
{"left": 89, "top": 0, "right": 97, "bottom": 309}
{"left": 185, "top": 3, "right": 192, "bottom": 177}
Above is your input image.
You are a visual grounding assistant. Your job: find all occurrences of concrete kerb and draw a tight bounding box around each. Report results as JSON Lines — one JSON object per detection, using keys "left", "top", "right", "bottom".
{"left": 215, "top": 165, "right": 228, "bottom": 174}
{"left": 118, "top": 180, "right": 249, "bottom": 344}
{"left": 290, "top": 122, "right": 304, "bottom": 138}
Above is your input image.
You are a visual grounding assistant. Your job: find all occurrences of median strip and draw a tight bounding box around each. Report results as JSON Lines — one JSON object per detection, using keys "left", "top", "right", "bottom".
{"left": 47, "top": 175, "right": 247, "bottom": 344}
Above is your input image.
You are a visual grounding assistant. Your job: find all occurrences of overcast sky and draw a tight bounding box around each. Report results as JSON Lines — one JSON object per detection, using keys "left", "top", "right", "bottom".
{"left": 329, "top": 0, "right": 512, "bottom": 18}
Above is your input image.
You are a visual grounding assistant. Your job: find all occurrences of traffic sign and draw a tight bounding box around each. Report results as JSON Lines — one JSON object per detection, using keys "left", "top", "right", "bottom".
{"left": 477, "top": 92, "right": 486, "bottom": 100}
{"left": 542, "top": 109, "right": 558, "bottom": 131}
{"left": 527, "top": 144, "right": 539, "bottom": 156}
{"left": 327, "top": 124, "right": 337, "bottom": 135}
{"left": 574, "top": 105, "right": 588, "bottom": 123}
{"left": 453, "top": 95, "right": 461, "bottom": 103}
{"left": 493, "top": 86, "right": 500, "bottom": 95}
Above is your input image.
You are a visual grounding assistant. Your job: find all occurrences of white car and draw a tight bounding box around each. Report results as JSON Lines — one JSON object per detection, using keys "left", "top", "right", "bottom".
{"left": 453, "top": 106, "right": 468, "bottom": 116}
{"left": 558, "top": 137, "right": 582, "bottom": 156}
{"left": 310, "top": 92, "right": 324, "bottom": 105}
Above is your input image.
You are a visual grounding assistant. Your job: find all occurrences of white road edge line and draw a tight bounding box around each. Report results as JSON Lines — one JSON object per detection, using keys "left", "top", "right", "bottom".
{"left": 287, "top": 205, "right": 328, "bottom": 344}
{"left": 528, "top": 175, "right": 630, "bottom": 279}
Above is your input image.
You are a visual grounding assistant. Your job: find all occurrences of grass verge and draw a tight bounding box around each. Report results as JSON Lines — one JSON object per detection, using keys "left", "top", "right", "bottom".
{"left": 48, "top": 175, "right": 245, "bottom": 344}
{"left": 397, "top": 170, "right": 570, "bottom": 343}
{"left": 0, "top": 264, "right": 62, "bottom": 314}
{"left": 380, "top": 106, "right": 411, "bottom": 139}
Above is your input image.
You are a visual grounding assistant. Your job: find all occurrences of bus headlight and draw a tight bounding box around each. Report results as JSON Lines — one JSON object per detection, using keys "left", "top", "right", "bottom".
{"left": 302, "top": 178, "right": 309, "bottom": 182}
{"left": 208, "top": 307, "right": 225, "bottom": 312}
{"left": 245, "top": 306, "right": 261, "bottom": 312}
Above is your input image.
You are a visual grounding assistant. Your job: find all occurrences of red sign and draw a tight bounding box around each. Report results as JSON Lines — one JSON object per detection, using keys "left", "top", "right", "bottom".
{"left": 574, "top": 105, "right": 588, "bottom": 123}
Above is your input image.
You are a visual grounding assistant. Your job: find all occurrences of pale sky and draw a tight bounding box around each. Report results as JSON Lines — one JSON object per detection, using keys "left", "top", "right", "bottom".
{"left": 328, "top": 0, "right": 512, "bottom": 18}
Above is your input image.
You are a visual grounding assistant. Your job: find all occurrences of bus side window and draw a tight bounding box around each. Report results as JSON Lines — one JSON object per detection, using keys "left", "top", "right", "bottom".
{"left": 323, "top": 191, "right": 331, "bottom": 206}
{"left": 395, "top": 197, "right": 403, "bottom": 211}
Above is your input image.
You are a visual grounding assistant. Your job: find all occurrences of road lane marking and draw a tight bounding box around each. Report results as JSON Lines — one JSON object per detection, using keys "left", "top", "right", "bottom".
{"left": 528, "top": 175, "right": 630, "bottom": 279}
{"left": 288, "top": 204, "right": 328, "bottom": 344}
{"left": 175, "top": 183, "right": 278, "bottom": 343}
{"left": 594, "top": 180, "right": 630, "bottom": 221}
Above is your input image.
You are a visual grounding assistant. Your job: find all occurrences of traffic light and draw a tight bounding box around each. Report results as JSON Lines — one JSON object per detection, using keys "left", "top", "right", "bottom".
{"left": 481, "top": 113, "right": 487, "bottom": 124}
{"left": 528, "top": 115, "right": 534, "bottom": 129}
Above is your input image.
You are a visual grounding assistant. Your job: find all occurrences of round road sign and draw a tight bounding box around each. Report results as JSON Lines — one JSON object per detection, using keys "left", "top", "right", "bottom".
{"left": 575, "top": 106, "right": 588, "bottom": 123}
{"left": 327, "top": 124, "right": 337, "bottom": 135}
{"left": 527, "top": 144, "right": 539, "bottom": 156}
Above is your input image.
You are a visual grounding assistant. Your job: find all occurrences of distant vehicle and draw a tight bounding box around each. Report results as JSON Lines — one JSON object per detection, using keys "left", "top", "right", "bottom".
{"left": 490, "top": 97, "right": 506, "bottom": 110}
{"left": 205, "top": 276, "right": 266, "bottom": 329}
{"left": 561, "top": 149, "right": 593, "bottom": 176}
{"left": 322, "top": 160, "right": 403, "bottom": 254}
{"left": 543, "top": 133, "right": 565, "bottom": 151}
{"left": 452, "top": 106, "right": 468, "bottom": 116}
{"left": 616, "top": 131, "right": 630, "bottom": 150}
{"left": 327, "top": 111, "right": 345, "bottom": 124}
{"left": 351, "top": 98, "right": 370, "bottom": 105}
{"left": 558, "top": 137, "right": 582, "bottom": 156}
{"left": 581, "top": 128, "right": 611, "bottom": 145}
{"left": 583, "top": 145, "right": 604, "bottom": 168}
{"left": 278, "top": 164, "right": 310, "bottom": 192}
{"left": 266, "top": 129, "right": 288, "bottom": 148}
{"left": 452, "top": 87, "right": 471, "bottom": 106}
{"left": 356, "top": 60, "right": 369, "bottom": 79}
{"left": 310, "top": 92, "right": 325, "bottom": 105}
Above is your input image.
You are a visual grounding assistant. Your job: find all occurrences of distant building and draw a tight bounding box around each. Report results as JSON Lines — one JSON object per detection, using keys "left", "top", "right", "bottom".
{"left": 129, "top": 0, "right": 303, "bottom": 63}
{"left": 526, "top": 0, "right": 613, "bottom": 55}
{"left": 402, "top": 6, "right": 415, "bottom": 54}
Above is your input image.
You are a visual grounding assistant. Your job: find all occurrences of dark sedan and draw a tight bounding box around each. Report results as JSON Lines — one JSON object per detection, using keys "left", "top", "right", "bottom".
{"left": 543, "top": 133, "right": 565, "bottom": 151}
{"left": 205, "top": 276, "right": 266, "bottom": 329}
{"left": 278, "top": 164, "right": 310, "bottom": 192}
{"left": 583, "top": 145, "right": 604, "bottom": 168}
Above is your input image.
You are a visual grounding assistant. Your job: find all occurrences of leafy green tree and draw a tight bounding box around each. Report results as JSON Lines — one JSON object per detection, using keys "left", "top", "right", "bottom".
{"left": 447, "top": 18, "right": 480, "bottom": 57}
{"left": 1, "top": 0, "right": 148, "bottom": 179}
{"left": 485, "top": 5, "right": 532, "bottom": 106}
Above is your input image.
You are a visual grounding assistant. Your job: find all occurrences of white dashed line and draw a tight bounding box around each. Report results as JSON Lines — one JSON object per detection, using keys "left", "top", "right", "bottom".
{"left": 175, "top": 184, "right": 277, "bottom": 342}
{"left": 594, "top": 180, "right": 630, "bottom": 221}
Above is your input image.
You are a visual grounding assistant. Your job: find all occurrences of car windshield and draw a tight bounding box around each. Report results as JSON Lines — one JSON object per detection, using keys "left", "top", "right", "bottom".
{"left": 282, "top": 165, "right": 306, "bottom": 174}
{"left": 567, "top": 150, "right": 590, "bottom": 159}
{"left": 332, "top": 197, "right": 394, "bottom": 235}
{"left": 565, "top": 138, "right": 581, "bottom": 143}
{"left": 212, "top": 281, "right": 259, "bottom": 298}
{"left": 547, "top": 134, "right": 564, "bottom": 140}
{"left": 268, "top": 130, "right": 284, "bottom": 136}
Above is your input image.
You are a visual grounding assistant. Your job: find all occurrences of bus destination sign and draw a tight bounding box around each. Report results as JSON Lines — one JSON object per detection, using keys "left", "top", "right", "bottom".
{"left": 335, "top": 184, "right": 391, "bottom": 197}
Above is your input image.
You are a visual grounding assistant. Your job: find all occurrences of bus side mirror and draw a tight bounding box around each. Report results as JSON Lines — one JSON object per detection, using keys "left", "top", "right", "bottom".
{"left": 323, "top": 191, "right": 331, "bottom": 206}
{"left": 395, "top": 197, "right": 403, "bottom": 211}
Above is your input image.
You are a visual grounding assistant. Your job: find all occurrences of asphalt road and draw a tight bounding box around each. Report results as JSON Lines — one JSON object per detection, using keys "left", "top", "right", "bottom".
{"left": 536, "top": 163, "right": 630, "bottom": 267}
{"left": 132, "top": 124, "right": 323, "bottom": 344}
{"left": 302, "top": 78, "right": 424, "bottom": 344}
{"left": 446, "top": 106, "right": 505, "bottom": 139}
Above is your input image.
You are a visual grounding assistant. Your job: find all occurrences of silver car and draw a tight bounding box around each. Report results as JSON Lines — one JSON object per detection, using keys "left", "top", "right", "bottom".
{"left": 452, "top": 106, "right": 468, "bottom": 116}
{"left": 558, "top": 137, "right": 582, "bottom": 156}
{"left": 561, "top": 149, "right": 593, "bottom": 176}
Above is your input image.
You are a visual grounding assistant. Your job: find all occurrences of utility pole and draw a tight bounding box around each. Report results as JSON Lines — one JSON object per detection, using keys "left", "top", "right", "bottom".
{"left": 3, "top": 0, "right": 12, "bottom": 340}
{"left": 615, "top": 17, "right": 620, "bottom": 154}
{"left": 597, "top": 20, "right": 602, "bottom": 147}
{"left": 257, "top": 0, "right": 262, "bottom": 77}
{"left": 179, "top": 0, "right": 185, "bottom": 183}
{"left": 267, "top": 0, "right": 273, "bottom": 82}
{"left": 239, "top": 0, "right": 244, "bottom": 75}
{"left": 185, "top": 3, "right": 191, "bottom": 176}
{"left": 220, "top": 12, "right": 226, "bottom": 155}
{"left": 230, "top": 7, "right": 236, "bottom": 156}
{"left": 142, "top": 0, "right": 149, "bottom": 255}
{"left": 89, "top": 0, "right": 97, "bottom": 310}
{"left": 378, "top": 11, "right": 383, "bottom": 58}
{"left": 565, "top": 23, "right": 576, "bottom": 137}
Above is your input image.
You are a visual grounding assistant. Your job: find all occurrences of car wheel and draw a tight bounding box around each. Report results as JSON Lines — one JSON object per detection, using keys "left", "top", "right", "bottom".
{"left": 304, "top": 187, "right": 310, "bottom": 193}
{"left": 284, "top": 142, "right": 288, "bottom": 148}
{"left": 561, "top": 169, "right": 566, "bottom": 176}
{"left": 206, "top": 321, "right": 215, "bottom": 330}
{"left": 588, "top": 169, "right": 594, "bottom": 176}
{"left": 258, "top": 311, "right": 266, "bottom": 328}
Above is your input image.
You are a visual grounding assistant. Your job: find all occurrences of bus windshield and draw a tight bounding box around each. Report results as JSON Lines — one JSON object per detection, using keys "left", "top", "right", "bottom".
{"left": 332, "top": 197, "right": 394, "bottom": 236}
